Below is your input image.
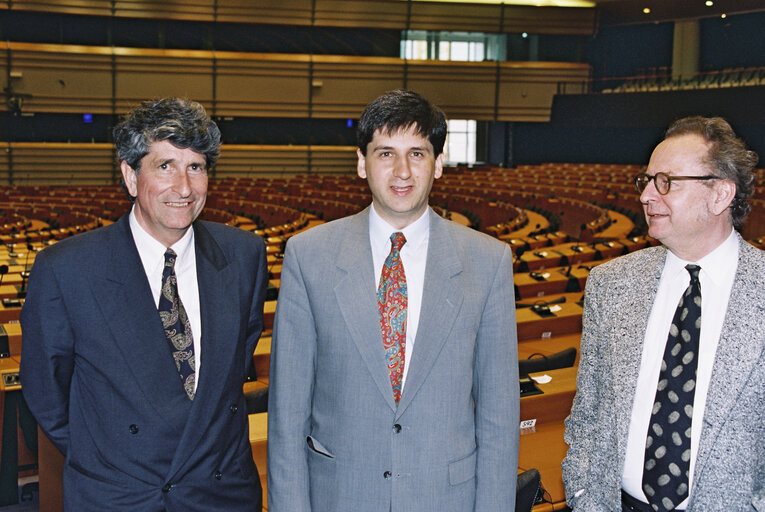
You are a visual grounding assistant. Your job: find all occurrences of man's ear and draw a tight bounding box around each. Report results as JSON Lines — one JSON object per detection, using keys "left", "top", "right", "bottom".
{"left": 120, "top": 161, "right": 138, "bottom": 198}
{"left": 434, "top": 153, "right": 444, "bottom": 180}
{"left": 711, "top": 179, "right": 736, "bottom": 216}
{"left": 356, "top": 148, "right": 367, "bottom": 179}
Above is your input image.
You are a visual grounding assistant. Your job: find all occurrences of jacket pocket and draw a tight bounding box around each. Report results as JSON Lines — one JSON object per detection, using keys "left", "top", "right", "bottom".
{"left": 306, "top": 435, "right": 335, "bottom": 458}
{"left": 448, "top": 449, "right": 477, "bottom": 485}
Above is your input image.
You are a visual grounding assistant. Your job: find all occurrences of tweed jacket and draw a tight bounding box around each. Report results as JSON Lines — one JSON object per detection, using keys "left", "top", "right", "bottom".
{"left": 562, "top": 233, "right": 765, "bottom": 511}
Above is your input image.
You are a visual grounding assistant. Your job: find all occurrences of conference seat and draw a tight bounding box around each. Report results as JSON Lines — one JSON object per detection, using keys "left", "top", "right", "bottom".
{"left": 516, "top": 468, "right": 542, "bottom": 512}
{"left": 518, "top": 347, "right": 578, "bottom": 377}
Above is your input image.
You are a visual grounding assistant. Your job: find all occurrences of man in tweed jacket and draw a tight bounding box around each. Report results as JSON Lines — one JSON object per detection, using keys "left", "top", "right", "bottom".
{"left": 562, "top": 116, "right": 764, "bottom": 512}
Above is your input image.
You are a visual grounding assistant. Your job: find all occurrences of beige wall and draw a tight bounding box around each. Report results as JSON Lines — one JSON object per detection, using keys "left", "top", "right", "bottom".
{"left": 2, "top": 0, "right": 597, "bottom": 35}
{"left": 0, "top": 143, "right": 357, "bottom": 185}
{"left": 2, "top": 43, "right": 591, "bottom": 121}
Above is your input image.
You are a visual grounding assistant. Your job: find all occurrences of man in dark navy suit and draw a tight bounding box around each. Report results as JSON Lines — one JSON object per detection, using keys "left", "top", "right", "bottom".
{"left": 21, "top": 98, "right": 267, "bottom": 511}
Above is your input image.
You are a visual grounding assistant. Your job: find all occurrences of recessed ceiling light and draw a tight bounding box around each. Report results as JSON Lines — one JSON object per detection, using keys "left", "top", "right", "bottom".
{"left": 705, "top": 1, "right": 714, "bottom": 6}
{"left": 721, "top": 13, "right": 727, "bottom": 18}
{"left": 402, "top": 0, "right": 596, "bottom": 6}
{"left": 643, "top": 7, "right": 651, "bottom": 14}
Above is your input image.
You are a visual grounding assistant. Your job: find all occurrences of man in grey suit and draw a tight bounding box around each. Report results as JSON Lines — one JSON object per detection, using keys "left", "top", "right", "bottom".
{"left": 267, "top": 89, "right": 519, "bottom": 512}
{"left": 562, "top": 116, "right": 764, "bottom": 512}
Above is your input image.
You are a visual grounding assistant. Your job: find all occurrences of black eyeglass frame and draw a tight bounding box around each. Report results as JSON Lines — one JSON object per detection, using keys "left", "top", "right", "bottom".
{"left": 634, "top": 172, "right": 722, "bottom": 195}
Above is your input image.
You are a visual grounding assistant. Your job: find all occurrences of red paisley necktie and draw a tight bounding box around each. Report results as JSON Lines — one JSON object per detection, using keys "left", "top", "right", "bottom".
{"left": 377, "top": 232, "right": 407, "bottom": 405}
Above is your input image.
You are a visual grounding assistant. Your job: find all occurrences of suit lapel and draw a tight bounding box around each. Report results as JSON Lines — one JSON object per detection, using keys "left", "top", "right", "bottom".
{"left": 611, "top": 248, "right": 666, "bottom": 465}
{"left": 334, "top": 210, "right": 399, "bottom": 410}
{"left": 693, "top": 238, "right": 765, "bottom": 482}
{"left": 168, "top": 222, "right": 241, "bottom": 474}
{"left": 91, "top": 216, "right": 190, "bottom": 430}
{"left": 396, "top": 212, "right": 463, "bottom": 417}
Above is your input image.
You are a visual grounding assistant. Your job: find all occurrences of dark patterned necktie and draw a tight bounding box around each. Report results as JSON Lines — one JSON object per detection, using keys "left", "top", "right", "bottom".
{"left": 158, "top": 249, "right": 196, "bottom": 400}
{"left": 643, "top": 264, "right": 702, "bottom": 512}
{"left": 377, "top": 232, "right": 407, "bottom": 405}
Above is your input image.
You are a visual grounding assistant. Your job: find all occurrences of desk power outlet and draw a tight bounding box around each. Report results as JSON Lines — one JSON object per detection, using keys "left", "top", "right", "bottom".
{"left": 2, "top": 372, "right": 20, "bottom": 387}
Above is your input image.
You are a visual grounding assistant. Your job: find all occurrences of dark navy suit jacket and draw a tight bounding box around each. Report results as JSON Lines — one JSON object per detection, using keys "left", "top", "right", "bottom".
{"left": 21, "top": 215, "right": 267, "bottom": 511}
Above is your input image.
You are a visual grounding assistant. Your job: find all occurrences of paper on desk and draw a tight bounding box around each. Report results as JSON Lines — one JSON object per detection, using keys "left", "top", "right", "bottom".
{"left": 531, "top": 374, "right": 552, "bottom": 384}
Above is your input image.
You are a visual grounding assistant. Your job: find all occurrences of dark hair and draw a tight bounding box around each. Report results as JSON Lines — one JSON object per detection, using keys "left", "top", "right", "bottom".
{"left": 113, "top": 97, "right": 221, "bottom": 171}
{"left": 357, "top": 89, "right": 447, "bottom": 156}
{"left": 665, "top": 116, "right": 758, "bottom": 229}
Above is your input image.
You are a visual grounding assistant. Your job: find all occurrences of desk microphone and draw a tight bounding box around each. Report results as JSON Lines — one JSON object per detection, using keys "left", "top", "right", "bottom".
{"left": 19, "top": 243, "right": 35, "bottom": 298}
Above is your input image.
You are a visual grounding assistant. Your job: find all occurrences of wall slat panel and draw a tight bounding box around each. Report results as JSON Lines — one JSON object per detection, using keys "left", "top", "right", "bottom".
{"left": 311, "top": 57, "right": 406, "bottom": 118}
{"left": 0, "top": 143, "right": 357, "bottom": 185}
{"left": 215, "top": 54, "right": 311, "bottom": 117}
{"left": 2, "top": 0, "right": 597, "bottom": 36}
{"left": 2, "top": 42, "right": 591, "bottom": 121}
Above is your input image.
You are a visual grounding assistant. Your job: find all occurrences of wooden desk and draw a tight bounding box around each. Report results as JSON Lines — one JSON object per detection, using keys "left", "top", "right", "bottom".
{"left": 264, "top": 300, "right": 276, "bottom": 333}
{"left": 0, "top": 285, "right": 26, "bottom": 301}
{"left": 1, "top": 323, "right": 22, "bottom": 357}
{"left": 519, "top": 367, "right": 577, "bottom": 510}
{"left": 514, "top": 266, "right": 590, "bottom": 299}
{"left": 249, "top": 412, "right": 268, "bottom": 511}
{"left": 516, "top": 301, "right": 582, "bottom": 341}
{"left": 254, "top": 337, "right": 271, "bottom": 380}
{"left": 0, "top": 299, "right": 22, "bottom": 323}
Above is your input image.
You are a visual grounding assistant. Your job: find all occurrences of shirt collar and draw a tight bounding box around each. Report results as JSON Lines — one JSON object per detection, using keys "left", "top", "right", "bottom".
{"left": 369, "top": 204, "right": 430, "bottom": 253}
{"left": 665, "top": 228, "right": 738, "bottom": 287}
{"left": 129, "top": 206, "right": 195, "bottom": 272}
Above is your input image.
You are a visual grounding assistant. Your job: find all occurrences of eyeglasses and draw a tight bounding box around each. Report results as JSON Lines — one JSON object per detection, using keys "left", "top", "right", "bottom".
{"left": 634, "top": 172, "right": 722, "bottom": 195}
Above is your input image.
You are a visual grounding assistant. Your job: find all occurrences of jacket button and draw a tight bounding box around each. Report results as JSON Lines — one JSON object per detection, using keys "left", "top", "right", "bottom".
{"left": 383, "top": 471, "right": 392, "bottom": 479}
{"left": 214, "top": 471, "right": 222, "bottom": 480}
{"left": 162, "top": 483, "right": 172, "bottom": 492}
{"left": 229, "top": 404, "right": 238, "bottom": 413}
{"left": 128, "top": 424, "right": 139, "bottom": 434}
{"left": 392, "top": 424, "right": 402, "bottom": 433}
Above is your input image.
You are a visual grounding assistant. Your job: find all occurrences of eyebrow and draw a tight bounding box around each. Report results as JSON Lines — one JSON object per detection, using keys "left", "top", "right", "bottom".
{"left": 372, "top": 145, "right": 430, "bottom": 153}
{"left": 157, "top": 158, "right": 206, "bottom": 168}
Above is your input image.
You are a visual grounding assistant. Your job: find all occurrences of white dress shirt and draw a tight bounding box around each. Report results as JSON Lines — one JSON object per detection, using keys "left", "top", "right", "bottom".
{"left": 369, "top": 204, "right": 430, "bottom": 390}
{"left": 621, "top": 229, "right": 739, "bottom": 508}
{"left": 129, "top": 208, "right": 202, "bottom": 393}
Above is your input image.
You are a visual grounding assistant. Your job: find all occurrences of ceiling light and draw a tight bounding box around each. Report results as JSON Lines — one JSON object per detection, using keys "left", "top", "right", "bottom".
{"left": 403, "top": 0, "right": 596, "bottom": 6}
{"left": 643, "top": 7, "right": 651, "bottom": 14}
{"left": 705, "top": 1, "right": 714, "bottom": 6}
{"left": 721, "top": 13, "right": 727, "bottom": 18}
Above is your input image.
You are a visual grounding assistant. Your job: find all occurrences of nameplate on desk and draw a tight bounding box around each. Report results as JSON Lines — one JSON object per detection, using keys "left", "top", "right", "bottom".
{"left": 520, "top": 419, "right": 537, "bottom": 430}
{"left": 2, "top": 298, "right": 21, "bottom": 308}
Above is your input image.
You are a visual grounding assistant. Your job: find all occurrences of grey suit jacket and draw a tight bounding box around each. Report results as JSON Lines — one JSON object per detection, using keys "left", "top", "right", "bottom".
{"left": 562, "top": 233, "right": 765, "bottom": 511}
{"left": 267, "top": 207, "right": 520, "bottom": 512}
